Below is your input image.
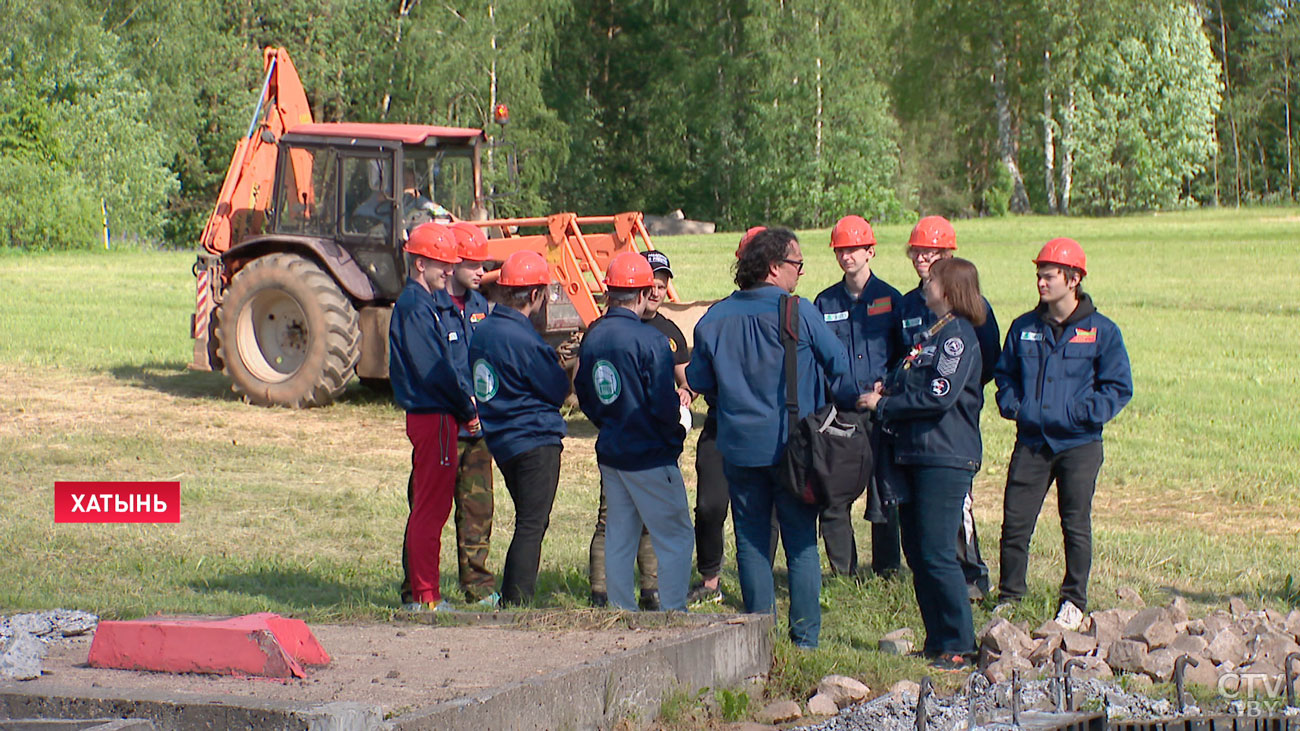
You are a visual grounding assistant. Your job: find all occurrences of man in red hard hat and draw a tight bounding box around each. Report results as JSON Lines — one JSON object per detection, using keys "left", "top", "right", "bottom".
{"left": 993, "top": 238, "right": 1132, "bottom": 629}
{"left": 389, "top": 222, "right": 476, "bottom": 612}
{"left": 467, "top": 250, "right": 571, "bottom": 606}
{"left": 814, "top": 215, "right": 905, "bottom": 579}
{"left": 575, "top": 252, "right": 693, "bottom": 611}
{"left": 432, "top": 222, "right": 497, "bottom": 607}
{"left": 894, "top": 215, "right": 999, "bottom": 599}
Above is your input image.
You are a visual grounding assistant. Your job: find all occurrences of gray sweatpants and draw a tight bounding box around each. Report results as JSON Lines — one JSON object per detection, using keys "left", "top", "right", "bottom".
{"left": 599, "top": 463, "right": 694, "bottom": 611}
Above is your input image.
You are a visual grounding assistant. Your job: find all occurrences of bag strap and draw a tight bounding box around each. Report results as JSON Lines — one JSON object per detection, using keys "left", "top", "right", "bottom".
{"left": 779, "top": 294, "right": 799, "bottom": 437}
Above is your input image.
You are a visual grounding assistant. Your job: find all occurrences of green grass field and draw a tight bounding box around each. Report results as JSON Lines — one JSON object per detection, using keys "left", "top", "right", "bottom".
{"left": 2, "top": 207, "right": 1298, "bottom": 712}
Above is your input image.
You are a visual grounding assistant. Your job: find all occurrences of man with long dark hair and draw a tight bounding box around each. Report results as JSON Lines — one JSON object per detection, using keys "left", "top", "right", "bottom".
{"left": 686, "top": 228, "right": 852, "bottom": 648}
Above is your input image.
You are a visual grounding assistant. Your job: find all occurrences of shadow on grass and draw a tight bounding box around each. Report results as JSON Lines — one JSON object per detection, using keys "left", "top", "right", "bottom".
{"left": 108, "top": 361, "right": 237, "bottom": 401}
{"left": 108, "top": 361, "right": 398, "bottom": 408}
{"left": 189, "top": 567, "right": 371, "bottom": 610}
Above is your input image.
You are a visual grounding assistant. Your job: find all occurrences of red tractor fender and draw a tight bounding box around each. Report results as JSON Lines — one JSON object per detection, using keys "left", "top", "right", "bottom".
{"left": 220, "top": 235, "right": 377, "bottom": 302}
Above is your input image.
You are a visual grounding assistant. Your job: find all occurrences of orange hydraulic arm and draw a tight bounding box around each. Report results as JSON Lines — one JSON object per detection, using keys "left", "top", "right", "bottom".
{"left": 200, "top": 48, "right": 314, "bottom": 256}
{"left": 472, "top": 211, "right": 679, "bottom": 326}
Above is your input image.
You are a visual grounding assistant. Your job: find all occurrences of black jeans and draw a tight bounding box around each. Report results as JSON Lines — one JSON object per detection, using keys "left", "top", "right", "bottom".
{"left": 498, "top": 444, "right": 562, "bottom": 605}
{"left": 871, "top": 504, "right": 902, "bottom": 575}
{"left": 899, "top": 465, "right": 977, "bottom": 656}
{"left": 997, "top": 440, "right": 1105, "bottom": 610}
{"left": 693, "top": 421, "right": 729, "bottom": 579}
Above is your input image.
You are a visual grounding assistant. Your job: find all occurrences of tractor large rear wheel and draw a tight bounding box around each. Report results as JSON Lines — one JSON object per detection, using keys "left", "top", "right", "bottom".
{"left": 216, "top": 253, "right": 360, "bottom": 407}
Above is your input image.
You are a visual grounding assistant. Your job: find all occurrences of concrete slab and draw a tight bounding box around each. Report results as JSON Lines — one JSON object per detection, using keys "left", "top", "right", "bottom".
{"left": 1, "top": 613, "right": 773, "bottom": 731}
{"left": 86, "top": 613, "right": 327, "bottom": 679}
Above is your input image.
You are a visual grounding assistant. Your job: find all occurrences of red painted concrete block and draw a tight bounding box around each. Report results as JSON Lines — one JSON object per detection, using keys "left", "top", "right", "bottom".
{"left": 87, "top": 612, "right": 330, "bottom": 678}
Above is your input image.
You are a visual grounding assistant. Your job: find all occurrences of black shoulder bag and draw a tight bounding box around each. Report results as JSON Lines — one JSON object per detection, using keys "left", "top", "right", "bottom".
{"left": 776, "top": 295, "right": 874, "bottom": 508}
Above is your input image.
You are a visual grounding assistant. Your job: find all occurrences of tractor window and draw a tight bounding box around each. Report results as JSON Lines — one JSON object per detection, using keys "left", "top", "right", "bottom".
{"left": 342, "top": 156, "right": 395, "bottom": 238}
{"left": 275, "top": 147, "right": 337, "bottom": 237}
{"left": 406, "top": 148, "right": 475, "bottom": 224}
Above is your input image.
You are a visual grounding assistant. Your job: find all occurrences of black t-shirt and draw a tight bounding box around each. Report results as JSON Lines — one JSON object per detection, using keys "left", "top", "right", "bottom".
{"left": 643, "top": 312, "right": 690, "bottom": 366}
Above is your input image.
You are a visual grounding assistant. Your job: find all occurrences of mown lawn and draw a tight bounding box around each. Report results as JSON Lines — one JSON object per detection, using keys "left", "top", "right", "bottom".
{"left": 1, "top": 207, "right": 1298, "bottom": 709}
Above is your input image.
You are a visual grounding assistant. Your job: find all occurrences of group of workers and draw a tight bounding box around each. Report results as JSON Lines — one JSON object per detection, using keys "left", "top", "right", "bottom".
{"left": 387, "top": 214, "right": 1133, "bottom": 672}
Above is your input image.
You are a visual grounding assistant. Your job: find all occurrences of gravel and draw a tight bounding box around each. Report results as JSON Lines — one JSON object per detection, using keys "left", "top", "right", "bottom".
{"left": 803, "top": 677, "right": 1186, "bottom": 731}
{"left": 0, "top": 609, "right": 98, "bottom": 680}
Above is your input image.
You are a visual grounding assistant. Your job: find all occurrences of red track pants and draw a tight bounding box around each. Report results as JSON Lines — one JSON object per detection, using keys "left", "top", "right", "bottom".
{"left": 404, "top": 412, "right": 458, "bottom": 604}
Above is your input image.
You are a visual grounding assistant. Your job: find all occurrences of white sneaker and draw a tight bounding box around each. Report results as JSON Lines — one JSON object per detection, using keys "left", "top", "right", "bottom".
{"left": 1055, "top": 600, "right": 1084, "bottom": 631}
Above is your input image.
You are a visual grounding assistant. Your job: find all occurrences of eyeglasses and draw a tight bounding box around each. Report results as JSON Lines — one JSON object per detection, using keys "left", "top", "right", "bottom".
{"left": 907, "top": 248, "right": 945, "bottom": 261}
{"left": 783, "top": 258, "right": 805, "bottom": 273}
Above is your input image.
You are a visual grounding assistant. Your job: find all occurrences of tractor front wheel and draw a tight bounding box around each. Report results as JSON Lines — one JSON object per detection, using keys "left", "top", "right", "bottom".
{"left": 216, "top": 253, "right": 360, "bottom": 407}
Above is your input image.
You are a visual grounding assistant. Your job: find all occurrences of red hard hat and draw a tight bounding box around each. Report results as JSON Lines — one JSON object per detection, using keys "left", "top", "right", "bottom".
{"left": 404, "top": 222, "right": 460, "bottom": 264}
{"left": 908, "top": 215, "right": 957, "bottom": 250}
{"left": 736, "top": 226, "right": 765, "bottom": 258}
{"left": 1034, "top": 237, "right": 1087, "bottom": 275}
{"left": 830, "top": 215, "right": 877, "bottom": 249}
{"left": 450, "top": 222, "right": 489, "bottom": 262}
{"left": 497, "top": 250, "right": 551, "bottom": 287}
{"left": 604, "top": 251, "right": 655, "bottom": 288}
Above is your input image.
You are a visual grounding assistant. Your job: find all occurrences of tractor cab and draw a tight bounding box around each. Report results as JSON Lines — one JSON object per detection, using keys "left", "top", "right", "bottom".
{"left": 269, "top": 123, "right": 485, "bottom": 299}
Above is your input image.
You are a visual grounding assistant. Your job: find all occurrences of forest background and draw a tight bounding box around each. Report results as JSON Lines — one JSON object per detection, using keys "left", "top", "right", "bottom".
{"left": 1, "top": 0, "right": 1296, "bottom": 250}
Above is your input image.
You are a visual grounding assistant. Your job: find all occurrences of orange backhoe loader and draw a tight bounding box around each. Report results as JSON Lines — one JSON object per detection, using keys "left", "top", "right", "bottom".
{"left": 192, "top": 48, "right": 680, "bottom": 407}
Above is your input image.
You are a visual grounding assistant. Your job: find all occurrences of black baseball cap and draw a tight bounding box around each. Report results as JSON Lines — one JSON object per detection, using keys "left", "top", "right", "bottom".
{"left": 640, "top": 250, "right": 673, "bottom": 277}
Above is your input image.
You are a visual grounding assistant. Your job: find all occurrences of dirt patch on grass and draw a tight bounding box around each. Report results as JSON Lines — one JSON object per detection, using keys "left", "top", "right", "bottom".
{"left": 28, "top": 618, "right": 688, "bottom": 715}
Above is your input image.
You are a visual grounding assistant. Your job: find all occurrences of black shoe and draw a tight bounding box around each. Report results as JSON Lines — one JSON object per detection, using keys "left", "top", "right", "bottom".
{"left": 639, "top": 590, "right": 660, "bottom": 611}
{"left": 687, "top": 583, "right": 724, "bottom": 605}
{"left": 967, "top": 583, "right": 987, "bottom": 602}
{"left": 590, "top": 591, "right": 608, "bottom": 608}
{"left": 930, "top": 653, "right": 970, "bottom": 672}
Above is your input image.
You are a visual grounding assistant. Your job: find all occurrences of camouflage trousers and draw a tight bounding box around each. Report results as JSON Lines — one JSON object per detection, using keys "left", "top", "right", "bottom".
{"left": 589, "top": 479, "right": 658, "bottom": 594}
{"left": 455, "top": 437, "right": 496, "bottom": 601}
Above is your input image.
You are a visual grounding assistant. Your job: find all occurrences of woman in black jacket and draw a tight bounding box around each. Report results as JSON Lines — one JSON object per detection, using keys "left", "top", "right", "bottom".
{"left": 858, "top": 257, "right": 985, "bottom": 671}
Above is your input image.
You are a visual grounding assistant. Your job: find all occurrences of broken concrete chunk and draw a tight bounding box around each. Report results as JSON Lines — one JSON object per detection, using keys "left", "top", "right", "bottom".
{"left": 1228, "top": 597, "right": 1250, "bottom": 618}
{"left": 1033, "top": 619, "right": 1065, "bottom": 639}
{"left": 1116, "top": 587, "right": 1145, "bottom": 608}
{"left": 757, "top": 699, "right": 802, "bottom": 724}
{"left": 1206, "top": 629, "right": 1248, "bottom": 667}
{"left": 1123, "top": 607, "right": 1176, "bottom": 649}
{"left": 1106, "top": 639, "right": 1150, "bottom": 674}
{"left": 889, "top": 679, "right": 921, "bottom": 698}
{"left": 1070, "top": 656, "right": 1113, "bottom": 679}
{"left": 1144, "top": 647, "right": 1178, "bottom": 682}
{"left": 983, "top": 652, "right": 1035, "bottom": 684}
{"left": 1062, "top": 630, "right": 1098, "bottom": 656}
{"left": 816, "top": 675, "right": 870, "bottom": 708}
{"left": 1169, "top": 633, "right": 1208, "bottom": 656}
{"left": 979, "top": 616, "right": 1034, "bottom": 657}
{"left": 806, "top": 693, "right": 840, "bottom": 716}
{"left": 1165, "top": 596, "right": 1190, "bottom": 624}
{"left": 1029, "top": 634, "right": 1064, "bottom": 665}
{"left": 0, "top": 632, "right": 47, "bottom": 680}
{"left": 1180, "top": 654, "right": 1220, "bottom": 688}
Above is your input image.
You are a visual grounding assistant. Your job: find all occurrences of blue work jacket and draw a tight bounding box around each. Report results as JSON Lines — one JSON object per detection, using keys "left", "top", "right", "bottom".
{"left": 389, "top": 278, "right": 476, "bottom": 422}
{"left": 575, "top": 307, "right": 685, "bottom": 471}
{"left": 899, "top": 284, "right": 1001, "bottom": 385}
{"left": 814, "top": 274, "right": 905, "bottom": 392}
{"left": 877, "top": 315, "right": 984, "bottom": 473}
{"left": 432, "top": 288, "right": 491, "bottom": 438}
{"left": 466, "top": 306, "right": 569, "bottom": 464}
{"left": 993, "top": 296, "right": 1133, "bottom": 455}
{"left": 686, "top": 285, "right": 854, "bottom": 468}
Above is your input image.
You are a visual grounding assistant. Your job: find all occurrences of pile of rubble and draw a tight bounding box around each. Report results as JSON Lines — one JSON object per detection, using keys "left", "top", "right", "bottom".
{"left": 977, "top": 594, "right": 1300, "bottom": 689}
{"left": 805, "top": 676, "right": 1182, "bottom": 731}
{"left": 0, "top": 609, "right": 98, "bottom": 680}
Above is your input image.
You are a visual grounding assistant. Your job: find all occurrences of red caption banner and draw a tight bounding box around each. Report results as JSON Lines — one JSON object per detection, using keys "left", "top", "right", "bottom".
{"left": 54, "top": 481, "right": 181, "bottom": 523}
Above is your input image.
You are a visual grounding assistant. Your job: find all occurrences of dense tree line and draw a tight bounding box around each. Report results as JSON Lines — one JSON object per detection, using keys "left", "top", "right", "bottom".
{"left": 0, "top": 0, "right": 1292, "bottom": 250}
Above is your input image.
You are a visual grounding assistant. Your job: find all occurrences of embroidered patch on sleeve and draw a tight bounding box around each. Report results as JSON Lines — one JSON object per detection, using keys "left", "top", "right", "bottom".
{"left": 929, "top": 378, "right": 951, "bottom": 396}
{"left": 937, "top": 354, "right": 960, "bottom": 376}
{"left": 943, "top": 337, "right": 965, "bottom": 357}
